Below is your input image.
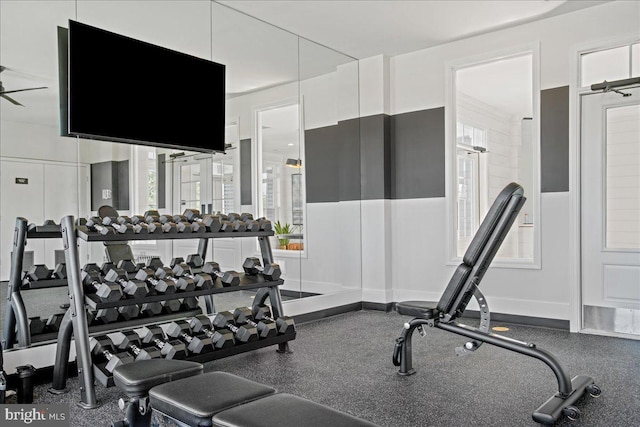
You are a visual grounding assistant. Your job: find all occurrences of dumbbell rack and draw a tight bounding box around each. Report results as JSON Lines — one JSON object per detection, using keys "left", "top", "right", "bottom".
{"left": 3, "top": 218, "right": 66, "bottom": 348}
{"left": 50, "top": 215, "right": 294, "bottom": 409}
{"left": 2, "top": 218, "right": 203, "bottom": 348}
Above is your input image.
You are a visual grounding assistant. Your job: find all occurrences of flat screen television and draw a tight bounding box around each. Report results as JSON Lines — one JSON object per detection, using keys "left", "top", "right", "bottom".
{"left": 60, "top": 20, "right": 225, "bottom": 153}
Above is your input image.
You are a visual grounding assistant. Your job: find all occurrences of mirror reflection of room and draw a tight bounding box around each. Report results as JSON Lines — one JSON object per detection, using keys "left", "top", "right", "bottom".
{"left": 1, "top": 1, "right": 637, "bottom": 426}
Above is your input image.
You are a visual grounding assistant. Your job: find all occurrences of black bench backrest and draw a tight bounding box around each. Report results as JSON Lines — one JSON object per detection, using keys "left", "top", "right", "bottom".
{"left": 436, "top": 182, "right": 526, "bottom": 321}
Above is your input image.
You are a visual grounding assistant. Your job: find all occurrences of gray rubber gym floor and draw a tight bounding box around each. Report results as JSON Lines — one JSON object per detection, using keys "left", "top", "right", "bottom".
{"left": 24, "top": 310, "right": 640, "bottom": 426}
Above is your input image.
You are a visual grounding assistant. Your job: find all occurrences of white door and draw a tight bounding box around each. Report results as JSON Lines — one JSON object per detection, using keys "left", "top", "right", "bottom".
{"left": 581, "top": 87, "right": 640, "bottom": 338}
{"left": 170, "top": 154, "right": 241, "bottom": 269}
{"left": 0, "top": 160, "right": 45, "bottom": 280}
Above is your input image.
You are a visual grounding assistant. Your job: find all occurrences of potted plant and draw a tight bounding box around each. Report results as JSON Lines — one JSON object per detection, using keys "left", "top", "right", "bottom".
{"left": 273, "top": 220, "right": 292, "bottom": 249}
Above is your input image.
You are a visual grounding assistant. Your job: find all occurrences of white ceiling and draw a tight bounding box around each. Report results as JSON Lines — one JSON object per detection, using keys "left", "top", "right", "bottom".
{"left": 0, "top": 0, "right": 610, "bottom": 128}
{"left": 217, "top": 0, "right": 610, "bottom": 59}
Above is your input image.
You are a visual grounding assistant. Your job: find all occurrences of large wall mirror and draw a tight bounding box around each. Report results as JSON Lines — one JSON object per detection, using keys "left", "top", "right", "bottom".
{"left": 0, "top": 1, "right": 362, "bottom": 354}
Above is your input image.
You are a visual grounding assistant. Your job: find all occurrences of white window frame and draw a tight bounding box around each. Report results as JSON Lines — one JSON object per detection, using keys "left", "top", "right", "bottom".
{"left": 578, "top": 39, "right": 640, "bottom": 89}
{"left": 445, "top": 43, "right": 541, "bottom": 269}
{"left": 253, "top": 97, "right": 308, "bottom": 259}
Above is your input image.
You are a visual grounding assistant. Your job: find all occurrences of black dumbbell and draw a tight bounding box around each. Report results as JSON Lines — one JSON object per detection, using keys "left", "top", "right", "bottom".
{"left": 188, "top": 315, "right": 235, "bottom": 349}
{"left": 139, "top": 302, "right": 163, "bottom": 317}
{"left": 169, "top": 257, "right": 184, "bottom": 268}
{"left": 81, "top": 270, "right": 123, "bottom": 302}
{"left": 144, "top": 210, "right": 160, "bottom": 222}
{"left": 45, "top": 313, "right": 66, "bottom": 332}
{"left": 233, "top": 307, "right": 277, "bottom": 339}
{"left": 101, "top": 261, "right": 116, "bottom": 276}
{"left": 52, "top": 263, "right": 67, "bottom": 279}
{"left": 93, "top": 308, "right": 119, "bottom": 324}
{"left": 242, "top": 257, "right": 281, "bottom": 280}
{"left": 176, "top": 221, "right": 193, "bottom": 233}
{"left": 180, "top": 297, "right": 200, "bottom": 311}
{"left": 111, "top": 331, "right": 162, "bottom": 361}
{"left": 134, "top": 268, "right": 176, "bottom": 294}
{"left": 155, "top": 267, "right": 195, "bottom": 291}
{"left": 116, "top": 259, "right": 139, "bottom": 274}
{"left": 228, "top": 213, "right": 259, "bottom": 232}
{"left": 220, "top": 220, "right": 246, "bottom": 232}
{"left": 138, "top": 326, "right": 188, "bottom": 359}
{"left": 102, "top": 216, "right": 135, "bottom": 234}
{"left": 212, "top": 311, "right": 258, "bottom": 343}
{"left": 146, "top": 257, "right": 165, "bottom": 270}
{"left": 201, "top": 262, "right": 241, "bottom": 287}
{"left": 160, "top": 299, "right": 181, "bottom": 314}
{"left": 118, "top": 304, "right": 140, "bottom": 321}
{"left": 256, "top": 217, "right": 273, "bottom": 232}
{"left": 130, "top": 215, "right": 146, "bottom": 225}
{"left": 165, "top": 321, "right": 214, "bottom": 354}
{"left": 25, "top": 264, "right": 52, "bottom": 281}
{"left": 183, "top": 208, "right": 201, "bottom": 222}
{"left": 90, "top": 336, "right": 134, "bottom": 373}
{"left": 172, "top": 263, "right": 214, "bottom": 290}
{"left": 104, "top": 268, "right": 149, "bottom": 298}
{"left": 86, "top": 217, "right": 116, "bottom": 235}
{"left": 192, "top": 215, "right": 222, "bottom": 232}
{"left": 185, "top": 254, "right": 204, "bottom": 269}
{"left": 28, "top": 317, "right": 46, "bottom": 335}
{"left": 252, "top": 306, "right": 296, "bottom": 334}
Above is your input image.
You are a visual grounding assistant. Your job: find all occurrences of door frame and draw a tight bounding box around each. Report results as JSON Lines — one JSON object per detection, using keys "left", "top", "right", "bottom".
{"left": 569, "top": 35, "right": 640, "bottom": 333}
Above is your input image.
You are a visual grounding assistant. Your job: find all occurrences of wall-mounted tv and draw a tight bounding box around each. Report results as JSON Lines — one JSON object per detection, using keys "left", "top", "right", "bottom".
{"left": 60, "top": 20, "right": 225, "bottom": 153}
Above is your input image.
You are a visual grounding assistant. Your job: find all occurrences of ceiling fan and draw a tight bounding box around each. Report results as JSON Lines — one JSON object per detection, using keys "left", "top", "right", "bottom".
{"left": 0, "top": 65, "right": 47, "bottom": 106}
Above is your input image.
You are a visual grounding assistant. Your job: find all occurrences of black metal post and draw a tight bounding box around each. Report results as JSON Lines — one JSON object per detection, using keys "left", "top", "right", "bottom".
{"left": 257, "top": 235, "right": 290, "bottom": 353}
{"left": 48, "top": 309, "right": 74, "bottom": 393}
{"left": 4, "top": 218, "right": 30, "bottom": 348}
{"left": 197, "top": 237, "right": 214, "bottom": 313}
{"left": 61, "top": 216, "right": 99, "bottom": 408}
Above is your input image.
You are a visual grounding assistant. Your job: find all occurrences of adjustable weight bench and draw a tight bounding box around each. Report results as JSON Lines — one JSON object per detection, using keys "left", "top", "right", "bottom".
{"left": 112, "top": 360, "right": 379, "bottom": 427}
{"left": 393, "top": 182, "right": 600, "bottom": 425}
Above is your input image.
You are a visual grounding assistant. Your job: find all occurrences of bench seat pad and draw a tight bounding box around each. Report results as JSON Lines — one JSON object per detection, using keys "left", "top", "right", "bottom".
{"left": 395, "top": 301, "right": 438, "bottom": 318}
{"left": 212, "top": 393, "right": 379, "bottom": 427}
{"left": 149, "top": 372, "right": 275, "bottom": 427}
{"left": 113, "top": 359, "right": 203, "bottom": 398}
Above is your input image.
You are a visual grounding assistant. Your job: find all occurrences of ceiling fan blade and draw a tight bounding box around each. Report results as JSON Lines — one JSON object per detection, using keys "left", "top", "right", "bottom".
{"left": 0, "top": 93, "right": 24, "bottom": 106}
{"left": 0, "top": 86, "right": 47, "bottom": 95}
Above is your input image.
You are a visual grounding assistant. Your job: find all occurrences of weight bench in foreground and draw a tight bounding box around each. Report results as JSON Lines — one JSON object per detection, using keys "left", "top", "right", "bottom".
{"left": 393, "top": 182, "right": 600, "bottom": 425}
{"left": 112, "top": 359, "right": 379, "bottom": 427}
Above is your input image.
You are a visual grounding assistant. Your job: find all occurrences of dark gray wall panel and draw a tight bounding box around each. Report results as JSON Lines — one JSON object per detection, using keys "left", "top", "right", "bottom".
{"left": 337, "top": 118, "right": 362, "bottom": 201}
{"left": 361, "top": 114, "right": 391, "bottom": 200}
{"left": 305, "top": 125, "right": 340, "bottom": 203}
{"left": 390, "top": 107, "right": 445, "bottom": 199}
{"left": 116, "top": 160, "right": 129, "bottom": 210}
{"left": 541, "top": 86, "right": 569, "bottom": 192}
{"left": 240, "top": 138, "right": 252, "bottom": 205}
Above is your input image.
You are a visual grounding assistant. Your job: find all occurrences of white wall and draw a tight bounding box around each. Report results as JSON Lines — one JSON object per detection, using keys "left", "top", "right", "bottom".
{"left": 370, "top": 0, "right": 640, "bottom": 323}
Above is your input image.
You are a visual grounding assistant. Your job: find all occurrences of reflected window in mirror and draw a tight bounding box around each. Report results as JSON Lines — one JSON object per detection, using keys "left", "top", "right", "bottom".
{"left": 451, "top": 49, "right": 539, "bottom": 265}
{"left": 131, "top": 145, "right": 160, "bottom": 249}
{"left": 256, "top": 101, "right": 305, "bottom": 253}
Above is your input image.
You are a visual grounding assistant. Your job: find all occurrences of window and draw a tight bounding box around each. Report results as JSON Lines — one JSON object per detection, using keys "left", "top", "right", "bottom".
{"left": 450, "top": 49, "right": 539, "bottom": 265}
{"left": 580, "top": 42, "right": 640, "bottom": 87}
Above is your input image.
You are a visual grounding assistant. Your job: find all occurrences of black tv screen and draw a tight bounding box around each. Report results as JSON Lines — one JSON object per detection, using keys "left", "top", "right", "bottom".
{"left": 65, "top": 20, "right": 225, "bottom": 153}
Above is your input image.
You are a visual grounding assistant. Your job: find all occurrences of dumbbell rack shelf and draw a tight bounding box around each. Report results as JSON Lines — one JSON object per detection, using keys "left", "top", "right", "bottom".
{"left": 20, "top": 278, "right": 68, "bottom": 290}
{"left": 93, "top": 331, "right": 297, "bottom": 388}
{"left": 51, "top": 215, "right": 293, "bottom": 409}
{"left": 84, "top": 276, "right": 284, "bottom": 310}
